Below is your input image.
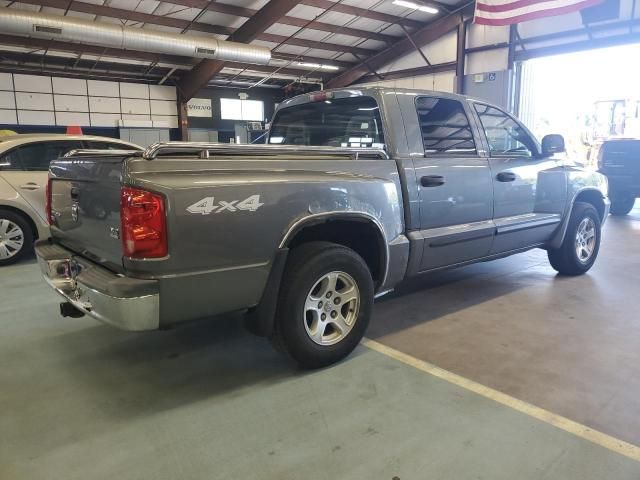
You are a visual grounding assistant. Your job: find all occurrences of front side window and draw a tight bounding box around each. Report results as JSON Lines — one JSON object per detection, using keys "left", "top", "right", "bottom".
{"left": 474, "top": 104, "right": 536, "bottom": 157}
{"left": 415, "top": 97, "right": 476, "bottom": 156}
{"left": 269, "top": 96, "right": 385, "bottom": 148}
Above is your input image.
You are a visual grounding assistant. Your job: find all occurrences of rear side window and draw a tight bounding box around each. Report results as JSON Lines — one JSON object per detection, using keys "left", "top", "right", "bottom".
{"left": 415, "top": 97, "right": 476, "bottom": 155}
{"left": 269, "top": 96, "right": 385, "bottom": 148}
{"left": 1, "top": 141, "right": 82, "bottom": 171}
{"left": 84, "top": 141, "right": 132, "bottom": 150}
{"left": 0, "top": 149, "right": 22, "bottom": 170}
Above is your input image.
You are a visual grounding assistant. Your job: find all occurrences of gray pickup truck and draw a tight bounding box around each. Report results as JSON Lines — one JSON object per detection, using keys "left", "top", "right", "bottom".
{"left": 36, "top": 87, "right": 609, "bottom": 368}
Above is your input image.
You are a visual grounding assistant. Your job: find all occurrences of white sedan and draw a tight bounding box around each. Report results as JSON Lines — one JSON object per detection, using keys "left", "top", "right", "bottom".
{"left": 0, "top": 134, "right": 141, "bottom": 265}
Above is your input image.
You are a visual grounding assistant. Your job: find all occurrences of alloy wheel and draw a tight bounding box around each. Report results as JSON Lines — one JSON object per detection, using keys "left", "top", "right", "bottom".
{"left": 303, "top": 271, "right": 360, "bottom": 346}
{"left": 0, "top": 219, "right": 25, "bottom": 260}
{"left": 575, "top": 217, "right": 596, "bottom": 263}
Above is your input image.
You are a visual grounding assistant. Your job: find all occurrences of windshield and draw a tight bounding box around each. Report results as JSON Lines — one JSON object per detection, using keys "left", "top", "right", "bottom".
{"left": 269, "top": 96, "right": 385, "bottom": 148}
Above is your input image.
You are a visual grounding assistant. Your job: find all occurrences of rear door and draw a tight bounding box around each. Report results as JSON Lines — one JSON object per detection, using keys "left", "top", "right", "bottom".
{"left": 471, "top": 103, "right": 567, "bottom": 253}
{"left": 407, "top": 95, "right": 494, "bottom": 271}
{"left": 0, "top": 140, "right": 82, "bottom": 221}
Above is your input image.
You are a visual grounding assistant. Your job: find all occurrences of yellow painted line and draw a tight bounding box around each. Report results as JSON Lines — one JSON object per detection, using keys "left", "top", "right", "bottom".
{"left": 363, "top": 338, "right": 640, "bottom": 463}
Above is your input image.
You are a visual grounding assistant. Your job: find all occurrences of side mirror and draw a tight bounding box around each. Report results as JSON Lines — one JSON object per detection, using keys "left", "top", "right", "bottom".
{"left": 541, "top": 134, "right": 565, "bottom": 156}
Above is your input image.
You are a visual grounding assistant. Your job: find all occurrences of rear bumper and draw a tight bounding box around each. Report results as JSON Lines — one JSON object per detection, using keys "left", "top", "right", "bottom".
{"left": 35, "top": 240, "right": 160, "bottom": 331}
{"left": 603, "top": 174, "right": 640, "bottom": 196}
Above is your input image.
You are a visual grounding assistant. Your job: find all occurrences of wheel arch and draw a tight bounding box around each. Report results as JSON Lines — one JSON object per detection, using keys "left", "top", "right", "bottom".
{"left": 574, "top": 189, "right": 607, "bottom": 221}
{"left": 279, "top": 212, "right": 389, "bottom": 288}
{"left": 0, "top": 204, "right": 39, "bottom": 241}
{"left": 548, "top": 187, "right": 607, "bottom": 249}
{"left": 246, "top": 212, "right": 388, "bottom": 338}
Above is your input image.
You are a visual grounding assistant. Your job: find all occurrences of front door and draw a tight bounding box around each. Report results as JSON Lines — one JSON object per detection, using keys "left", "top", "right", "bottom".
{"left": 410, "top": 96, "right": 494, "bottom": 271}
{"left": 0, "top": 140, "right": 82, "bottom": 222}
{"left": 472, "top": 103, "right": 567, "bottom": 253}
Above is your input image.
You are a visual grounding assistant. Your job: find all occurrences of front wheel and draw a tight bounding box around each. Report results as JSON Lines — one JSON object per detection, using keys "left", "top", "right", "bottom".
{"left": 547, "top": 202, "right": 601, "bottom": 275}
{"left": 272, "top": 242, "right": 374, "bottom": 369}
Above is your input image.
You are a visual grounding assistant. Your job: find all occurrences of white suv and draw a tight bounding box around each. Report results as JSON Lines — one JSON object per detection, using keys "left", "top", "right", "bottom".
{"left": 0, "top": 134, "right": 142, "bottom": 265}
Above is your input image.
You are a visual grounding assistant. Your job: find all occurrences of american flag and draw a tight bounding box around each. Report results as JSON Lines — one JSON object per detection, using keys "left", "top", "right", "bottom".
{"left": 474, "top": 0, "right": 604, "bottom": 26}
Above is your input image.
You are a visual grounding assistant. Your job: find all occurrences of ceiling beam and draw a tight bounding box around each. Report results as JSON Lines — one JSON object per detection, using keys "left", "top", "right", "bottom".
{"left": 7, "top": 1, "right": 373, "bottom": 68}
{"left": 273, "top": 53, "right": 353, "bottom": 69}
{"left": 163, "top": 0, "right": 423, "bottom": 30}
{"left": 221, "top": 62, "right": 329, "bottom": 79}
{"left": 0, "top": 50, "right": 174, "bottom": 83}
{"left": 178, "top": 0, "right": 301, "bottom": 100}
{"left": 325, "top": 4, "right": 474, "bottom": 88}
{"left": 12, "top": 0, "right": 233, "bottom": 34}
{"left": 273, "top": 16, "right": 396, "bottom": 44}
{"left": 298, "top": 0, "right": 423, "bottom": 29}
{"left": 0, "top": 34, "right": 324, "bottom": 80}
{"left": 358, "top": 61, "right": 457, "bottom": 83}
{"left": 0, "top": 49, "right": 170, "bottom": 75}
{"left": 11, "top": 0, "right": 394, "bottom": 47}
{"left": 258, "top": 33, "right": 376, "bottom": 56}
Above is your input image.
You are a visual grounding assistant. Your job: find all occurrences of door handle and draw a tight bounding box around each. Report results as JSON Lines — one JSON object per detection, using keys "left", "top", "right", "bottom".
{"left": 496, "top": 172, "right": 517, "bottom": 182}
{"left": 20, "top": 182, "right": 41, "bottom": 190}
{"left": 421, "top": 175, "right": 445, "bottom": 187}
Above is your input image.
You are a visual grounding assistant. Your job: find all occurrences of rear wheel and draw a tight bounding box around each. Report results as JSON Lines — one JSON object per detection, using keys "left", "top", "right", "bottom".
{"left": 0, "top": 210, "right": 32, "bottom": 266}
{"left": 610, "top": 193, "right": 635, "bottom": 216}
{"left": 271, "top": 242, "right": 373, "bottom": 369}
{"left": 547, "top": 202, "right": 601, "bottom": 275}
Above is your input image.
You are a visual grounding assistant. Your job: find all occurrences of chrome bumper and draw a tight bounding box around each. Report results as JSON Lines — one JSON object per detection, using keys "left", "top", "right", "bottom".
{"left": 35, "top": 241, "right": 160, "bottom": 331}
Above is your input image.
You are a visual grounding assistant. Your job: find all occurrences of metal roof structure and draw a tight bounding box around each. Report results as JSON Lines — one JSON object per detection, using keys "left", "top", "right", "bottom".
{"left": 0, "top": 0, "right": 471, "bottom": 95}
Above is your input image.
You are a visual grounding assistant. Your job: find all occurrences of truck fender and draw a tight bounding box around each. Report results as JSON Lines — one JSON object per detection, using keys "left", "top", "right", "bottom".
{"left": 247, "top": 211, "right": 389, "bottom": 337}
{"left": 548, "top": 187, "right": 608, "bottom": 249}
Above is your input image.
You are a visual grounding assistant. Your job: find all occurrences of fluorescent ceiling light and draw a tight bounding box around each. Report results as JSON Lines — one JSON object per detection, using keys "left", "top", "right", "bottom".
{"left": 393, "top": 0, "right": 438, "bottom": 14}
{"left": 296, "top": 62, "right": 340, "bottom": 71}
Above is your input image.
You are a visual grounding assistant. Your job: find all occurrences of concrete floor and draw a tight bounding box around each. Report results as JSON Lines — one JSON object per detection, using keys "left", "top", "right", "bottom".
{"left": 2, "top": 203, "right": 640, "bottom": 479}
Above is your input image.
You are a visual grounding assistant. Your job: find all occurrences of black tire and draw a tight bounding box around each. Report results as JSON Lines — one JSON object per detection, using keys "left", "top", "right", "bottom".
{"left": 609, "top": 193, "right": 635, "bottom": 216}
{"left": 547, "top": 202, "right": 601, "bottom": 276}
{"left": 0, "top": 209, "right": 33, "bottom": 267}
{"left": 271, "top": 241, "right": 374, "bottom": 369}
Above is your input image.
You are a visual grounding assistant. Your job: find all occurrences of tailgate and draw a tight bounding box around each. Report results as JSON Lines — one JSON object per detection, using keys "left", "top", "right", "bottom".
{"left": 601, "top": 140, "right": 640, "bottom": 175}
{"left": 49, "top": 155, "right": 126, "bottom": 273}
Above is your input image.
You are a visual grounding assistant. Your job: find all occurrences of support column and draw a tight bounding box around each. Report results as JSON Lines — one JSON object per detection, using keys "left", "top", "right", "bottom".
{"left": 177, "top": 95, "right": 188, "bottom": 141}
{"left": 455, "top": 21, "right": 467, "bottom": 94}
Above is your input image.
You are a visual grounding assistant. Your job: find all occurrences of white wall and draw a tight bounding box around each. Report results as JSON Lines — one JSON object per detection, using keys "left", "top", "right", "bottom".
{"left": 363, "top": 30, "right": 458, "bottom": 93}
{"left": 360, "top": 71, "right": 456, "bottom": 93}
{"left": 0, "top": 73, "right": 178, "bottom": 129}
{"left": 466, "top": 24, "right": 510, "bottom": 75}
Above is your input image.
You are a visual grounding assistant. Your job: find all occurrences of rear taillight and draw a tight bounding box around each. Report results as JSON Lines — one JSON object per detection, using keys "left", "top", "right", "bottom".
{"left": 120, "top": 186, "right": 167, "bottom": 258}
{"left": 45, "top": 178, "right": 53, "bottom": 225}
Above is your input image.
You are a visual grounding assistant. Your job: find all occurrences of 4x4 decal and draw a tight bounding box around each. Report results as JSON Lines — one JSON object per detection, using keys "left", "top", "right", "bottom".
{"left": 186, "top": 195, "right": 264, "bottom": 215}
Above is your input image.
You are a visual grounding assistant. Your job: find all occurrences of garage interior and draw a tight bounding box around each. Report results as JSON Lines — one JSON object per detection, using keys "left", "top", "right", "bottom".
{"left": 1, "top": 0, "right": 640, "bottom": 478}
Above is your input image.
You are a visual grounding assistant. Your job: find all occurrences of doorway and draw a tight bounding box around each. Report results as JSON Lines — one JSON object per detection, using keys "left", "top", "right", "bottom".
{"left": 518, "top": 43, "right": 640, "bottom": 163}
